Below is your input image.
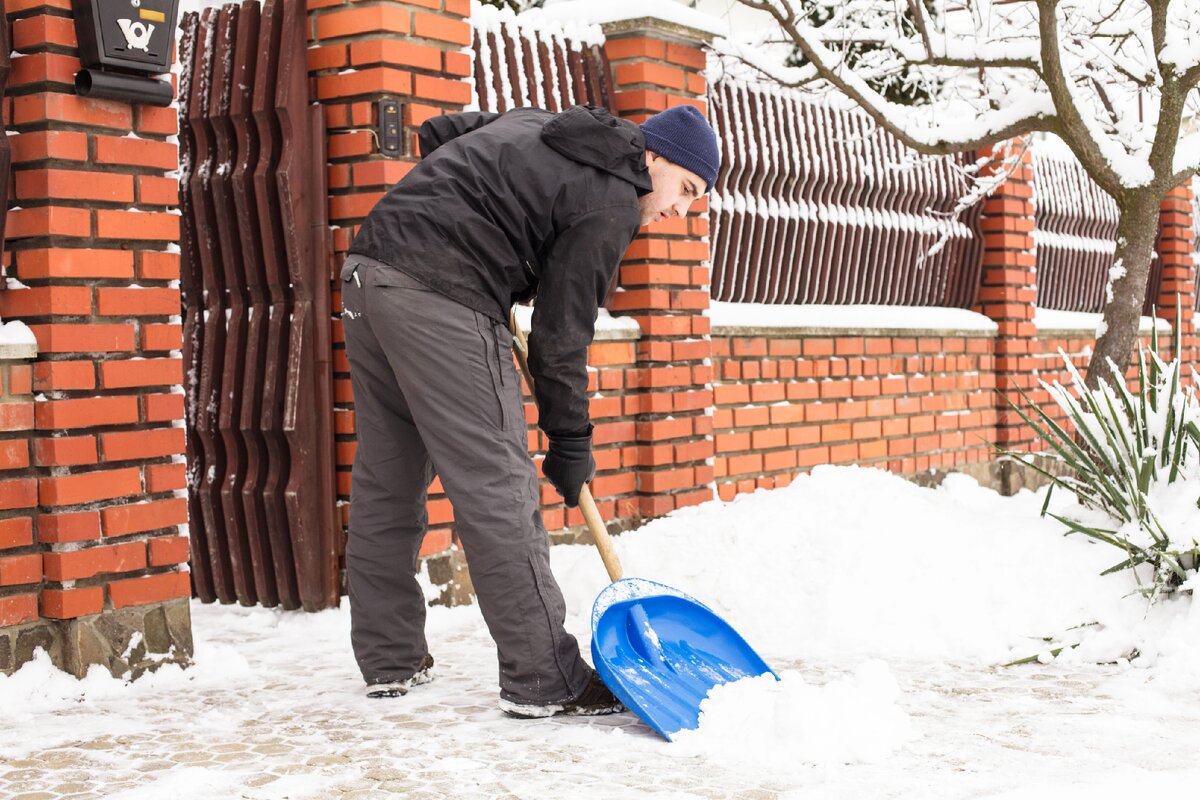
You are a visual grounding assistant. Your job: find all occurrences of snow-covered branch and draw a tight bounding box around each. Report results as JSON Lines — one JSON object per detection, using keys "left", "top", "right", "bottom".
{"left": 717, "top": 7, "right": 1060, "bottom": 156}
{"left": 727, "top": 0, "right": 1200, "bottom": 199}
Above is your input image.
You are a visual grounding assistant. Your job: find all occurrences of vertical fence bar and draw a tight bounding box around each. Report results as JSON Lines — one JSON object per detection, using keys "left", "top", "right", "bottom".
{"left": 705, "top": 80, "right": 985, "bottom": 309}
{"left": 253, "top": 0, "right": 301, "bottom": 610}
{"left": 0, "top": 20, "right": 10, "bottom": 257}
{"left": 229, "top": 0, "right": 279, "bottom": 608}
{"left": 178, "top": 12, "right": 216, "bottom": 604}
{"left": 188, "top": 8, "right": 237, "bottom": 603}
{"left": 210, "top": 4, "right": 257, "bottom": 606}
{"left": 276, "top": 0, "right": 338, "bottom": 612}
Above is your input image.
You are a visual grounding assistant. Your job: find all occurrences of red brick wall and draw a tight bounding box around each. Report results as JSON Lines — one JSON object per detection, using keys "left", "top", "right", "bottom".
{"left": 1, "top": 0, "right": 190, "bottom": 638}
{"left": 310, "top": 0, "right": 474, "bottom": 560}
{"left": 314, "top": 8, "right": 1200, "bottom": 561}
{"left": 711, "top": 331, "right": 997, "bottom": 498}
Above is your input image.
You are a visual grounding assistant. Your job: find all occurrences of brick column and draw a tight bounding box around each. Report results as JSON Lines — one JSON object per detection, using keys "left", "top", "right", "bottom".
{"left": 975, "top": 143, "right": 1040, "bottom": 489}
{"left": 308, "top": 0, "right": 472, "bottom": 592}
{"left": 0, "top": 343, "right": 39, "bottom": 672}
{"left": 1156, "top": 182, "right": 1196, "bottom": 366}
{"left": 0, "top": 0, "right": 190, "bottom": 677}
{"left": 603, "top": 17, "right": 715, "bottom": 518}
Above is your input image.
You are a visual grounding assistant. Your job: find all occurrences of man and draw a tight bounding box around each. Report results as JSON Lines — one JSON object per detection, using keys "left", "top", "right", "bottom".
{"left": 339, "top": 103, "right": 718, "bottom": 717}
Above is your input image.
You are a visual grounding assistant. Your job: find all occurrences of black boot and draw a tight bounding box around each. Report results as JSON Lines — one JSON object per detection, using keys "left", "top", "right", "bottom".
{"left": 499, "top": 669, "right": 625, "bottom": 718}
{"left": 364, "top": 653, "right": 435, "bottom": 699}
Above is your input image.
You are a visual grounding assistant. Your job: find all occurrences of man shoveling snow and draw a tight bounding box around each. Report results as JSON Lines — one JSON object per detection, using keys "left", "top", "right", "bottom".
{"left": 339, "top": 103, "right": 719, "bottom": 717}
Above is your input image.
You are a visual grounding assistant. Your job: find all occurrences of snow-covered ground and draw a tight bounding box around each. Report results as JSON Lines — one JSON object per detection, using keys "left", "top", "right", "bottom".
{"left": 5, "top": 466, "right": 1200, "bottom": 798}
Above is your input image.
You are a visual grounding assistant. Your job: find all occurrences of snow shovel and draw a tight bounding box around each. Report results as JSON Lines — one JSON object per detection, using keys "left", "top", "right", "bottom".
{"left": 508, "top": 309, "right": 777, "bottom": 741}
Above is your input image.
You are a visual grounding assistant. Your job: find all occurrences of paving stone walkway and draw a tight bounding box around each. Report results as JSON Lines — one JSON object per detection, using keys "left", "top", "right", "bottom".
{"left": 3, "top": 600, "right": 1200, "bottom": 799}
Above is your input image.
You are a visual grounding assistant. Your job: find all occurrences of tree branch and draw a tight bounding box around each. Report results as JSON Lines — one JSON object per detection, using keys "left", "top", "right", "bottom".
{"left": 905, "top": 0, "right": 934, "bottom": 59}
{"left": 1180, "top": 63, "right": 1200, "bottom": 90}
{"left": 909, "top": 54, "right": 1043, "bottom": 72}
{"left": 1145, "top": 0, "right": 1189, "bottom": 194}
{"left": 1168, "top": 163, "right": 1199, "bottom": 190}
{"left": 733, "top": 2, "right": 1059, "bottom": 155}
{"left": 1034, "top": 0, "right": 1125, "bottom": 200}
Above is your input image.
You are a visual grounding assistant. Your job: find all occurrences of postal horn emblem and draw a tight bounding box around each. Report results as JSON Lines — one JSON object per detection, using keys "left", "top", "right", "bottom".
{"left": 116, "top": 18, "right": 155, "bottom": 52}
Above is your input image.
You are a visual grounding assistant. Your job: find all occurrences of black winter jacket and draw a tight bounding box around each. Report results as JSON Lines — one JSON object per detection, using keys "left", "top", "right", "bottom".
{"left": 349, "top": 105, "right": 652, "bottom": 438}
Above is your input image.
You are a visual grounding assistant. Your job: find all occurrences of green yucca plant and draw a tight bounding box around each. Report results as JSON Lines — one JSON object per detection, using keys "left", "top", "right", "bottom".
{"left": 1003, "top": 318, "right": 1200, "bottom": 602}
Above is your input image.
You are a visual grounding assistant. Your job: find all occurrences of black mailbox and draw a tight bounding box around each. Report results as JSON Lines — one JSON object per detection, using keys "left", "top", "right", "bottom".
{"left": 72, "top": 0, "right": 180, "bottom": 106}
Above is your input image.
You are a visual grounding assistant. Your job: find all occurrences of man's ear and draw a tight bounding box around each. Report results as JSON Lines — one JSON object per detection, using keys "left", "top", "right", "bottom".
{"left": 644, "top": 150, "right": 657, "bottom": 167}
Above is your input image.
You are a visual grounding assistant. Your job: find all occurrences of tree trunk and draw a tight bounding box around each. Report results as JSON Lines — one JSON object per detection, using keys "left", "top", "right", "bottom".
{"left": 1084, "top": 194, "right": 1161, "bottom": 391}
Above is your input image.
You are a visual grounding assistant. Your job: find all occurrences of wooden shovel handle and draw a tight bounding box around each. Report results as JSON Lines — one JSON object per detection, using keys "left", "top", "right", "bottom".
{"left": 509, "top": 308, "right": 624, "bottom": 582}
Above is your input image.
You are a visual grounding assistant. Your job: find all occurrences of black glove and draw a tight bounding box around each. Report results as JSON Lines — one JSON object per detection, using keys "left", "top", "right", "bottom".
{"left": 543, "top": 432, "right": 596, "bottom": 508}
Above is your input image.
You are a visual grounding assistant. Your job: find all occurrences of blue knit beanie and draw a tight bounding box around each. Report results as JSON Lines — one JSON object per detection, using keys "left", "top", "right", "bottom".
{"left": 639, "top": 105, "right": 720, "bottom": 192}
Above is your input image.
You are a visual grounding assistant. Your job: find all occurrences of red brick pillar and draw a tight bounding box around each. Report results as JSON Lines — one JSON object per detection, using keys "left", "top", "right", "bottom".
{"left": 1156, "top": 182, "right": 1196, "bottom": 366}
{"left": 0, "top": 342, "right": 39, "bottom": 672}
{"left": 975, "top": 143, "right": 1039, "bottom": 485}
{"left": 308, "top": 0, "right": 473, "bottom": 590}
{"left": 603, "top": 17, "right": 715, "bottom": 518}
{"left": 0, "top": 0, "right": 190, "bottom": 677}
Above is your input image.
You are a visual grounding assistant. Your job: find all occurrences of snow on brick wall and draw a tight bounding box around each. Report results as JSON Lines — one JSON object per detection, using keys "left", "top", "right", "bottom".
{"left": 470, "top": 3, "right": 613, "bottom": 114}
{"left": 707, "top": 80, "right": 983, "bottom": 310}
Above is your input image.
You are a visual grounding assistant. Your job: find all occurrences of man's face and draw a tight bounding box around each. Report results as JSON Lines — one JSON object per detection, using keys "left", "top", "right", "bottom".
{"left": 638, "top": 152, "right": 705, "bottom": 227}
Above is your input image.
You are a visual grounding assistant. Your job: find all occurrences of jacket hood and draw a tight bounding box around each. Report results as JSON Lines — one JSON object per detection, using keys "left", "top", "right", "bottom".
{"left": 541, "top": 105, "right": 654, "bottom": 195}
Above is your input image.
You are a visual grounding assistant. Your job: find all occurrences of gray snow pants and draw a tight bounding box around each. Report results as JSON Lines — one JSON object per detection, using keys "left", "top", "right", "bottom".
{"left": 339, "top": 253, "right": 591, "bottom": 705}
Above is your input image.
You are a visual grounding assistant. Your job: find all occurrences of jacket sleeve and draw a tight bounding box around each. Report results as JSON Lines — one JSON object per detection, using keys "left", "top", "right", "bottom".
{"left": 417, "top": 112, "right": 502, "bottom": 158}
{"left": 528, "top": 206, "right": 641, "bottom": 438}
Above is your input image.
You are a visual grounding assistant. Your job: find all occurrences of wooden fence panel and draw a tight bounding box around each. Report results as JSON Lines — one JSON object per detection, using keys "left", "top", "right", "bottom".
{"left": 0, "top": 21, "right": 10, "bottom": 259}
{"left": 471, "top": 15, "right": 614, "bottom": 114}
{"left": 1194, "top": 178, "right": 1200, "bottom": 309}
{"left": 180, "top": 0, "right": 336, "bottom": 611}
{"left": 177, "top": 12, "right": 214, "bottom": 604}
{"left": 708, "top": 81, "right": 983, "bottom": 308}
{"left": 1031, "top": 145, "right": 1164, "bottom": 314}
{"left": 253, "top": 0, "right": 301, "bottom": 610}
{"left": 276, "top": 0, "right": 338, "bottom": 613}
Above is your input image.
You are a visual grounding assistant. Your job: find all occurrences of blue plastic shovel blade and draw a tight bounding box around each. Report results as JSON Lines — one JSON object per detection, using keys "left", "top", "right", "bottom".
{"left": 590, "top": 578, "right": 777, "bottom": 741}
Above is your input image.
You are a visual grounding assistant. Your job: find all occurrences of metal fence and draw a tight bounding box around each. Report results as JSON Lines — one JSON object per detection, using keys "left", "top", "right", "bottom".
{"left": 179, "top": 0, "right": 338, "bottom": 612}
{"left": 707, "top": 81, "right": 984, "bottom": 308}
{"left": 465, "top": 13, "right": 1184, "bottom": 316}
{"left": 471, "top": 8, "right": 615, "bottom": 113}
{"left": 1193, "top": 176, "right": 1200, "bottom": 309}
{"left": 1031, "top": 145, "right": 1164, "bottom": 314}
{"left": 0, "top": 23, "right": 10, "bottom": 260}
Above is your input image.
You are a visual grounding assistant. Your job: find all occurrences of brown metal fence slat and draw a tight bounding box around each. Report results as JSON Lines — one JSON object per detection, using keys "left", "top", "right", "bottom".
{"left": 229, "top": 0, "right": 278, "bottom": 608}
{"left": 188, "top": 8, "right": 237, "bottom": 603}
{"left": 0, "top": 21, "right": 10, "bottom": 256}
{"left": 181, "top": 0, "right": 335, "bottom": 611}
{"left": 177, "top": 12, "right": 215, "bottom": 604}
{"left": 275, "top": 0, "right": 338, "bottom": 612}
{"left": 252, "top": 0, "right": 301, "bottom": 610}
{"left": 210, "top": 5, "right": 257, "bottom": 606}
{"left": 706, "top": 80, "right": 985, "bottom": 309}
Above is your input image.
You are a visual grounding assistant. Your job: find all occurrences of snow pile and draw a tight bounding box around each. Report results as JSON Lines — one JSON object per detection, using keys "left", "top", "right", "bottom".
{"left": 3, "top": 466, "right": 1200, "bottom": 795}
{"left": 672, "top": 663, "right": 913, "bottom": 766}
{"left": 0, "top": 642, "right": 251, "bottom": 720}
{"left": 553, "top": 467, "right": 1137, "bottom": 666}
{"left": 476, "top": 0, "right": 604, "bottom": 46}
{"left": 533, "top": 0, "right": 725, "bottom": 37}
{"left": 0, "top": 319, "right": 36, "bottom": 346}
